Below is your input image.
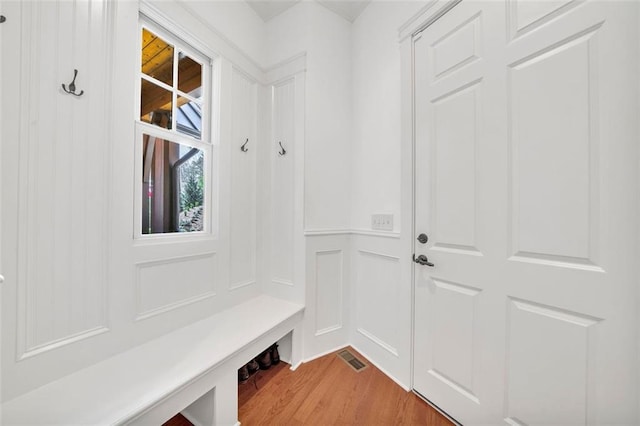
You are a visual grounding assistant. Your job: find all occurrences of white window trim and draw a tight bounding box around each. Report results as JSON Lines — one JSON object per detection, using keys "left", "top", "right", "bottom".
{"left": 134, "top": 15, "right": 219, "bottom": 242}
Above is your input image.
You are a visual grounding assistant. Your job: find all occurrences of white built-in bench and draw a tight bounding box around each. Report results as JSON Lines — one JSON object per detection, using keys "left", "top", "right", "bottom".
{"left": 1, "top": 295, "right": 304, "bottom": 426}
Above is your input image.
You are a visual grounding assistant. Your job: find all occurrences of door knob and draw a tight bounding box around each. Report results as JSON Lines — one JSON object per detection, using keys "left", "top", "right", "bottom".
{"left": 417, "top": 233, "right": 428, "bottom": 244}
{"left": 413, "top": 254, "right": 434, "bottom": 267}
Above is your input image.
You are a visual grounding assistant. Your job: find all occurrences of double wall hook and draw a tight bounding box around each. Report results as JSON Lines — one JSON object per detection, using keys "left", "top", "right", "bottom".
{"left": 62, "top": 69, "right": 84, "bottom": 97}
{"left": 241, "top": 138, "right": 249, "bottom": 152}
{"left": 278, "top": 141, "right": 286, "bottom": 156}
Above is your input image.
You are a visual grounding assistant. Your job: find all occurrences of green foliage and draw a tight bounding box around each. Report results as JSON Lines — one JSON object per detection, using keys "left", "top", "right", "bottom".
{"left": 180, "top": 151, "right": 204, "bottom": 211}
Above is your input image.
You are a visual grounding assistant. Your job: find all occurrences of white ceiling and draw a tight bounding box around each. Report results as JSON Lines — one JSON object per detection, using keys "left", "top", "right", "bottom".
{"left": 246, "top": 0, "right": 371, "bottom": 23}
{"left": 246, "top": 0, "right": 301, "bottom": 22}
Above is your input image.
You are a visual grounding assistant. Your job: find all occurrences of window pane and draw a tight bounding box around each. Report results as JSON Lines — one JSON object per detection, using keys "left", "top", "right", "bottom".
{"left": 176, "top": 96, "right": 202, "bottom": 139}
{"left": 178, "top": 52, "right": 202, "bottom": 95}
{"left": 142, "top": 134, "right": 204, "bottom": 234}
{"left": 141, "top": 79, "right": 172, "bottom": 130}
{"left": 177, "top": 149, "right": 205, "bottom": 232}
{"left": 141, "top": 29, "right": 174, "bottom": 86}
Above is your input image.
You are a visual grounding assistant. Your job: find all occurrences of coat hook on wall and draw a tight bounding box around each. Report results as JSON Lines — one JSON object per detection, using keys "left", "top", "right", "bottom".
{"left": 278, "top": 141, "right": 286, "bottom": 156}
{"left": 241, "top": 138, "right": 249, "bottom": 152}
{"left": 0, "top": 15, "right": 6, "bottom": 23}
{"left": 61, "top": 69, "right": 84, "bottom": 97}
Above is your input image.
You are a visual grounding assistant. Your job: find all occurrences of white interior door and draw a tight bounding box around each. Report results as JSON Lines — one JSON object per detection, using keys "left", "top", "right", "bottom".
{"left": 412, "top": 1, "right": 639, "bottom": 424}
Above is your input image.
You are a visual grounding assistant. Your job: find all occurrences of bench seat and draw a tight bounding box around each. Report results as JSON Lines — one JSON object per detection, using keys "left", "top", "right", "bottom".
{"left": 2, "top": 295, "right": 304, "bottom": 425}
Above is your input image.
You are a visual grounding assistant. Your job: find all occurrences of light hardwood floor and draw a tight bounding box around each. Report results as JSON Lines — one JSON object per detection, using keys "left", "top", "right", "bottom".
{"left": 165, "top": 347, "right": 453, "bottom": 425}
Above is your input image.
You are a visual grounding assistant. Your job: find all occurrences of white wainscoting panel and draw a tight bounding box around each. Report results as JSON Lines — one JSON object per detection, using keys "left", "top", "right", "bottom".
{"left": 229, "top": 68, "right": 257, "bottom": 290}
{"left": 350, "top": 234, "right": 411, "bottom": 390}
{"left": 135, "top": 253, "right": 218, "bottom": 320}
{"left": 355, "top": 250, "right": 401, "bottom": 357}
{"left": 314, "top": 249, "right": 343, "bottom": 335}
{"left": 303, "top": 234, "right": 350, "bottom": 361}
{"left": 14, "top": 0, "right": 114, "bottom": 358}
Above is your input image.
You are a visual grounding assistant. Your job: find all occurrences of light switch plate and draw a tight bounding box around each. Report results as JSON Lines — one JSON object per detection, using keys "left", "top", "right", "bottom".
{"left": 371, "top": 214, "right": 393, "bottom": 231}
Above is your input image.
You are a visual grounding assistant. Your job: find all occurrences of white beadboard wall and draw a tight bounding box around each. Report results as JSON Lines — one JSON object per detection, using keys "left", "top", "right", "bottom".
{"left": 0, "top": 0, "right": 432, "bottom": 404}
{"left": 266, "top": 1, "right": 352, "bottom": 231}
{"left": 270, "top": 79, "right": 296, "bottom": 288}
{"left": 16, "top": 0, "right": 111, "bottom": 359}
{"left": 1, "top": 0, "right": 116, "bottom": 399}
{"left": 0, "top": 0, "right": 266, "bottom": 400}
{"left": 264, "top": 0, "right": 355, "bottom": 362}
{"left": 229, "top": 68, "right": 258, "bottom": 292}
{"left": 259, "top": 61, "right": 306, "bottom": 307}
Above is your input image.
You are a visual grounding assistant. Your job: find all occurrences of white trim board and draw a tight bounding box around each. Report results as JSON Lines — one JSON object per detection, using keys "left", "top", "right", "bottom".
{"left": 303, "top": 344, "right": 349, "bottom": 364}
{"left": 303, "top": 229, "right": 401, "bottom": 238}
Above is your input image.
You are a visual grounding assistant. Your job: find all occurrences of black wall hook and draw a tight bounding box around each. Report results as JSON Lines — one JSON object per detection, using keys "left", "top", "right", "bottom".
{"left": 62, "top": 69, "right": 84, "bottom": 97}
{"left": 241, "top": 138, "right": 249, "bottom": 152}
{"left": 278, "top": 141, "right": 286, "bottom": 156}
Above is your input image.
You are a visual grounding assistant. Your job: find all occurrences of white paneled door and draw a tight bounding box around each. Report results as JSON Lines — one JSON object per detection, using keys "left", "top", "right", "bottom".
{"left": 413, "top": 1, "right": 638, "bottom": 425}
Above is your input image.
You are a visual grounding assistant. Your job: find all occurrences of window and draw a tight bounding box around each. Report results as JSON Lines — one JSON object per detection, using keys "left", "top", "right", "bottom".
{"left": 137, "top": 20, "right": 212, "bottom": 235}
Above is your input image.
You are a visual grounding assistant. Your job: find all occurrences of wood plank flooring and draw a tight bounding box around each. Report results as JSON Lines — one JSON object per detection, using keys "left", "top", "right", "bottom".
{"left": 239, "top": 347, "right": 452, "bottom": 425}
{"left": 165, "top": 347, "right": 453, "bottom": 426}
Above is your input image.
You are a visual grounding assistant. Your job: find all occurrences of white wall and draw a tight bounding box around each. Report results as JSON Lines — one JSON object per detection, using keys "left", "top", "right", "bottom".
{"left": 349, "top": 1, "right": 428, "bottom": 389}
{"left": 261, "top": 71, "right": 307, "bottom": 306}
{"left": 351, "top": 1, "right": 426, "bottom": 233}
{"left": 265, "top": 2, "right": 353, "bottom": 360}
{"left": 262, "top": 1, "right": 432, "bottom": 379}
{"left": 174, "top": 0, "right": 267, "bottom": 67}
{"left": 0, "top": 0, "right": 435, "bottom": 403}
{"left": 267, "top": 1, "right": 352, "bottom": 231}
{"left": 0, "top": 0, "right": 266, "bottom": 400}
{"left": 175, "top": 0, "right": 426, "bottom": 384}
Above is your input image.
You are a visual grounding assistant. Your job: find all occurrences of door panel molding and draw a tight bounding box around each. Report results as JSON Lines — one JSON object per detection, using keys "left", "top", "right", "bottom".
{"left": 406, "top": 1, "right": 639, "bottom": 424}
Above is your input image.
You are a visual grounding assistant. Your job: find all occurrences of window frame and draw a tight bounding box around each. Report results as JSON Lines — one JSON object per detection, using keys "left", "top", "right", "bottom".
{"left": 134, "top": 16, "right": 216, "bottom": 241}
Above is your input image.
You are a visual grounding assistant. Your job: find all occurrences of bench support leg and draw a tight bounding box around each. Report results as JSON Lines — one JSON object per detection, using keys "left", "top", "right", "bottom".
{"left": 213, "top": 369, "right": 239, "bottom": 426}
{"left": 290, "top": 322, "right": 304, "bottom": 370}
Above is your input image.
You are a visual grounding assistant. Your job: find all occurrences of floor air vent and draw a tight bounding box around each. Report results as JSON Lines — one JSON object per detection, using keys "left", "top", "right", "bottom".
{"left": 337, "top": 349, "right": 368, "bottom": 372}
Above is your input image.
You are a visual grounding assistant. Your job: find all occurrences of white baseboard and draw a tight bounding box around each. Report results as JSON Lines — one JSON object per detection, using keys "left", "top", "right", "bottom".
{"left": 288, "top": 343, "right": 350, "bottom": 371}
{"left": 351, "top": 344, "right": 410, "bottom": 391}
{"left": 303, "top": 344, "right": 349, "bottom": 364}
